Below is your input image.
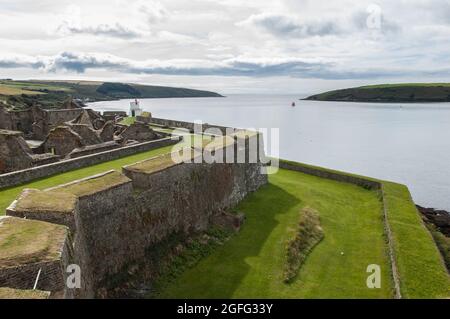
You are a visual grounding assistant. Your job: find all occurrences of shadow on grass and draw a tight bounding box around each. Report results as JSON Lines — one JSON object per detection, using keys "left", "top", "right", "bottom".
{"left": 161, "top": 183, "right": 301, "bottom": 298}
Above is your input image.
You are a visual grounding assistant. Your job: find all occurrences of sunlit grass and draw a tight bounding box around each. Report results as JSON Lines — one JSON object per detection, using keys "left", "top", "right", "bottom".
{"left": 158, "top": 169, "right": 393, "bottom": 298}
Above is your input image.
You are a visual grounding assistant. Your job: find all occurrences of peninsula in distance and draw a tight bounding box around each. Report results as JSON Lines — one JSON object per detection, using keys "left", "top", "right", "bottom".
{"left": 0, "top": 79, "right": 222, "bottom": 110}
{"left": 305, "top": 83, "right": 450, "bottom": 103}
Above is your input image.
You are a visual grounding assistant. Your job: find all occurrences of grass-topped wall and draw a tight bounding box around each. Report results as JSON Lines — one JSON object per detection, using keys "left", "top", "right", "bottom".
{"left": 278, "top": 159, "right": 449, "bottom": 299}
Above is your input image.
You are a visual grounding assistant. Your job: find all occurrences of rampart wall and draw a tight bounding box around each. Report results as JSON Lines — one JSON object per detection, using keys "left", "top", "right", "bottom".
{"left": 1, "top": 131, "right": 268, "bottom": 298}
{"left": 149, "top": 117, "right": 231, "bottom": 134}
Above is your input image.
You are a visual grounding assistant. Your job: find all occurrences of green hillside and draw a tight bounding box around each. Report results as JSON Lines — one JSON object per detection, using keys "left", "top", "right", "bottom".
{"left": 305, "top": 83, "right": 450, "bottom": 103}
{"left": 0, "top": 79, "right": 222, "bottom": 110}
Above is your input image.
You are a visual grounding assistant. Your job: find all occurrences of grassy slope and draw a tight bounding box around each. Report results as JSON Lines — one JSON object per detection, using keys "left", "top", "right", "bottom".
{"left": 0, "top": 145, "right": 174, "bottom": 215}
{"left": 383, "top": 182, "right": 450, "bottom": 298}
{"left": 278, "top": 160, "right": 450, "bottom": 298}
{"left": 159, "top": 169, "right": 393, "bottom": 298}
{"left": 119, "top": 116, "right": 137, "bottom": 126}
{"left": 0, "top": 86, "right": 45, "bottom": 96}
{"left": 305, "top": 83, "right": 450, "bottom": 103}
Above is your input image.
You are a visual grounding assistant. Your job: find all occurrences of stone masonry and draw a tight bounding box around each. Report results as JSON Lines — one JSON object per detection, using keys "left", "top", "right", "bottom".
{"left": 1, "top": 130, "right": 268, "bottom": 298}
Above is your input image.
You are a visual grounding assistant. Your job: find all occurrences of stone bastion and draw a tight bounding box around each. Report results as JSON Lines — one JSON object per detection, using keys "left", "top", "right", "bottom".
{"left": 0, "top": 130, "right": 268, "bottom": 298}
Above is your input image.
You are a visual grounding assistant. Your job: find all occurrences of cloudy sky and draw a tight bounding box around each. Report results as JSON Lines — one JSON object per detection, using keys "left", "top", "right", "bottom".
{"left": 1, "top": 0, "right": 450, "bottom": 94}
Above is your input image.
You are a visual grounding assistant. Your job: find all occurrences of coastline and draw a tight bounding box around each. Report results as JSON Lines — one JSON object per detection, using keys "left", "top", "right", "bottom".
{"left": 417, "top": 205, "right": 450, "bottom": 236}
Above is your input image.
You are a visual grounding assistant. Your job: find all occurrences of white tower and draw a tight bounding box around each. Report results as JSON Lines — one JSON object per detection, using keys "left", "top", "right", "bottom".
{"left": 129, "top": 99, "right": 143, "bottom": 117}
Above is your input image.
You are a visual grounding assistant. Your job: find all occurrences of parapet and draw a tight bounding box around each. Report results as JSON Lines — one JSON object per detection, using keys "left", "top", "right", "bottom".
{"left": 124, "top": 152, "right": 186, "bottom": 175}
{"left": 7, "top": 189, "right": 77, "bottom": 230}
{"left": 0, "top": 216, "right": 69, "bottom": 293}
{"left": 48, "top": 170, "right": 131, "bottom": 198}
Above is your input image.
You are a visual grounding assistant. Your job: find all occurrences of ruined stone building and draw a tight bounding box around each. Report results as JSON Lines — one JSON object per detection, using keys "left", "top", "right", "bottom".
{"left": 0, "top": 130, "right": 59, "bottom": 173}
{"left": 0, "top": 99, "right": 161, "bottom": 173}
{"left": 0, "top": 99, "right": 85, "bottom": 140}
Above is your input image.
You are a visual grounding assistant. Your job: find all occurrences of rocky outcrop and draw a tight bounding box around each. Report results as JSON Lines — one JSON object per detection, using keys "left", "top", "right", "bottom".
{"left": 417, "top": 205, "right": 450, "bottom": 236}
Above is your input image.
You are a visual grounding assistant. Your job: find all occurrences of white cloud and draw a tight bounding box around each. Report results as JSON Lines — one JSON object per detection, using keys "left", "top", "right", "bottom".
{"left": 3, "top": 51, "right": 450, "bottom": 81}
{"left": 0, "top": 0, "right": 450, "bottom": 93}
{"left": 134, "top": 0, "right": 169, "bottom": 24}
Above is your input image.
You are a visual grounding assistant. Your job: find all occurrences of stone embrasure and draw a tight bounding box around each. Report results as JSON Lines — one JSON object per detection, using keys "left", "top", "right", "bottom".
{"left": 0, "top": 287, "right": 50, "bottom": 299}
{"left": 51, "top": 170, "right": 131, "bottom": 197}
{"left": 0, "top": 216, "right": 67, "bottom": 268}
{"left": 13, "top": 189, "right": 77, "bottom": 214}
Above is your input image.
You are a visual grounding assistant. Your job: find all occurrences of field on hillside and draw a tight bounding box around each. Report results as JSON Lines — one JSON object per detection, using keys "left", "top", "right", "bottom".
{"left": 0, "top": 84, "right": 46, "bottom": 96}
{"left": 0, "top": 80, "right": 71, "bottom": 95}
{"left": 0, "top": 79, "right": 222, "bottom": 110}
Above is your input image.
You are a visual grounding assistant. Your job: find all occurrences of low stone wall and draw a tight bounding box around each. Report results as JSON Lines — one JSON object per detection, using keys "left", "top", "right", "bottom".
{"left": 0, "top": 261, "right": 63, "bottom": 292}
{"left": 279, "top": 161, "right": 381, "bottom": 190}
{"left": 150, "top": 117, "right": 231, "bottom": 134}
{"left": 0, "top": 136, "right": 180, "bottom": 189}
{"left": 68, "top": 141, "right": 120, "bottom": 159}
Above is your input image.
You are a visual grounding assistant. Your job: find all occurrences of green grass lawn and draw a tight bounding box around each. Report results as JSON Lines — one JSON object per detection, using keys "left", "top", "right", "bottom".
{"left": 383, "top": 182, "right": 450, "bottom": 298}
{"left": 0, "top": 85, "right": 46, "bottom": 96}
{"left": 0, "top": 145, "right": 175, "bottom": 215}
{"left": 0, "top": 81, "right": 72, "bottom": 96}
{"left": 119, "top": 116, "right": 136, "bottom": 126}
{"left": 158, "top": 168, "right": 393, "bottom": 298}
{"left": 275, "top": 161, "right": 450, "bottom": 298}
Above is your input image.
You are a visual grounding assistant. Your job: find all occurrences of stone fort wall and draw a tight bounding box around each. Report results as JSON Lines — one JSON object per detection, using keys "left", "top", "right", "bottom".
{"left": 0, "top": 136, "right": 180, "bottom": 189}
{"left": 149, "top": 117, "right": 231, "bottom": 134}
{"left": 1, "top": 131, "right": 268, "bottom": 298}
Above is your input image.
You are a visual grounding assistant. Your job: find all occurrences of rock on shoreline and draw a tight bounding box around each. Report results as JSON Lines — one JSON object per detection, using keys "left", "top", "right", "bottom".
{"left": 416, "top": 205, "right": 450, "bottom": 237}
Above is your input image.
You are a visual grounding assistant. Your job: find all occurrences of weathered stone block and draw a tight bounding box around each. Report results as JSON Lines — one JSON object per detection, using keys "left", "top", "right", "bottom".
{"left": 0, "top": 216, "right": 70, "bottom": 293}
{"left": 6, "top": 189, "right": 77, "bottom": 230}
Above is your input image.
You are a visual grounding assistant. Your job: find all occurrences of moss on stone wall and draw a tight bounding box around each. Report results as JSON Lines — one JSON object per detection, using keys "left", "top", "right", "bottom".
{"left": 0, "top": 217, "right": 67, "bottom": 268}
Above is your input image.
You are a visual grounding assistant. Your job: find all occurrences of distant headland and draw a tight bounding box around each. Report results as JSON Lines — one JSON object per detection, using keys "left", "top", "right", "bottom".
{"left": 304, "top": 83, "right": 450, "bottom": 103}
{"left": 0, "top": 79, "right": 223, "bottom": 110}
